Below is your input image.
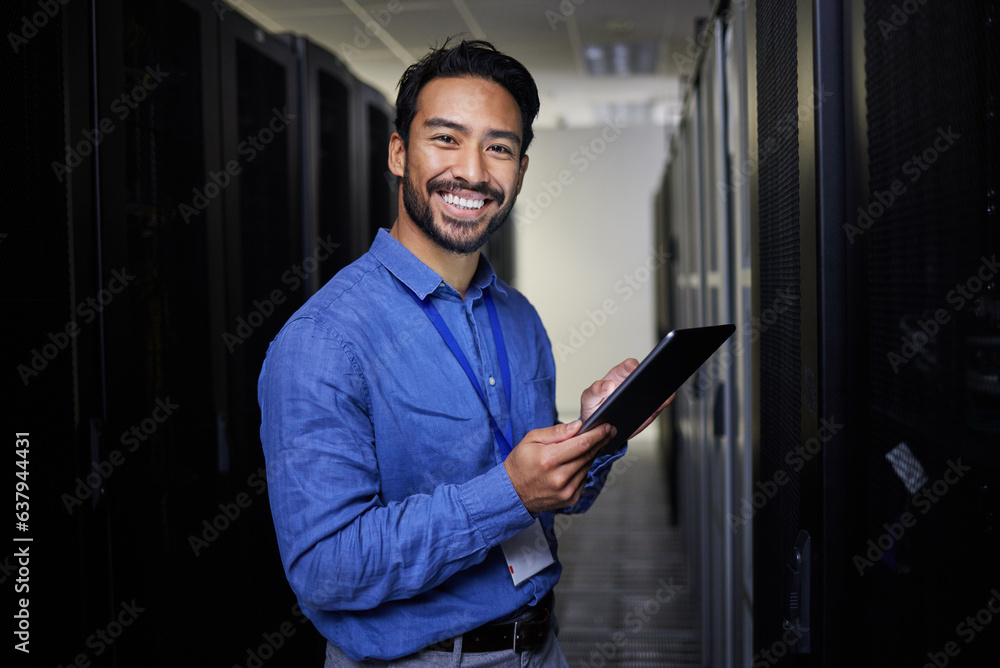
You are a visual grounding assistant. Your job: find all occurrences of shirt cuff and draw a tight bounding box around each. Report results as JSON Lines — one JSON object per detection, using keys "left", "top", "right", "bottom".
{"left": 593, "top": 440, "right": 628, "bottom": 468}
{"left": 459, "top": 463, "right": 534, "bottom": 547}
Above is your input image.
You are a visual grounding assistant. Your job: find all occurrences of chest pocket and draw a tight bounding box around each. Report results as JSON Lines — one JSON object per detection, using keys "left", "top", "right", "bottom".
{"left": 516, "top": 375, "right": 556, "bottom": 438}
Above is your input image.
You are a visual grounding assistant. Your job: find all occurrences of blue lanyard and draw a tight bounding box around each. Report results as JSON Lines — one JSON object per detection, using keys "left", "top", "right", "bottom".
{"left": 403, "top": 285, "right": 514, "bottom": 459}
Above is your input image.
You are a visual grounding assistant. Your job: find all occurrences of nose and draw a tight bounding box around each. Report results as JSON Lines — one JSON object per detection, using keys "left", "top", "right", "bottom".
{"left": 451, "top": 144, "right": 487, "bottom": 185}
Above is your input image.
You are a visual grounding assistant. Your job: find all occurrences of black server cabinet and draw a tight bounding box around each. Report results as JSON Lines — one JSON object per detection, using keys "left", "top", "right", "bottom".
{"left": 85, "top": 0, "right": 317, "bottom": 664}
{"left": 6, "top": 0, "right": 398, "bottom": 663}
{"left": 219, "top": 10, "right": 303, "bottom": 464}
{"left": 747, "top": 0, "right": 825, "bottom": 663}
{"left": 294, "top": 35, "right": 357, "bottom": 291}
{"left": 4, "top": 0, "right": 102, "bottom": 662}
{"left": 843, "top": 1, "right": 1000, "bottom": 664}
{"left": 23, "top": 1, "right": 324, "bottom": 664}
{"left": 217, "top": 10, "right": 327, "bottom": 664}
{"left": 360, "top": 82, "right": 398, "bottom": 252}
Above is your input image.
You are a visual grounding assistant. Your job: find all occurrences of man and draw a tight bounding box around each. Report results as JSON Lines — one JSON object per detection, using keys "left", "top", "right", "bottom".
{"left": 259, "top": 39, "right": 667, "bottom": 665}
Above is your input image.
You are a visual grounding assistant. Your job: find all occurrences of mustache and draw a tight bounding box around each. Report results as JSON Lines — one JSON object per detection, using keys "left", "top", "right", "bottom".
{"left": 426, "top": 178, "right": 504, "bottom": 206}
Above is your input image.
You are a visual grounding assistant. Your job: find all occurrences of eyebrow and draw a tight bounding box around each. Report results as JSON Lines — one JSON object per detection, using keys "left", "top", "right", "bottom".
{"left": 423, "top": 116, "right": 522, "bottom": 149}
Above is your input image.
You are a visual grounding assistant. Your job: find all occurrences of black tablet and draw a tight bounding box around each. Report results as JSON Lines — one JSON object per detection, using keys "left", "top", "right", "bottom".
{"left": 580, "top": 324, "right": 736, "bottom": 455}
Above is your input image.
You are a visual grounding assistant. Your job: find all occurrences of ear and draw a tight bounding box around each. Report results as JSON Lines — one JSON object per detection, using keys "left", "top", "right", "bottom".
{"left": 514, "top": 154, "right": 529, "bottom": 196}
{"left": 388, "top": 132, "right": 407, "bottom": 178}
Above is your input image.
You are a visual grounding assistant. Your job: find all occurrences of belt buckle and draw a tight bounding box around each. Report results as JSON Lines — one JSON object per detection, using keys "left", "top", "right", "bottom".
{"left": 512, "top": 620, "right": 525, "bottom": 654}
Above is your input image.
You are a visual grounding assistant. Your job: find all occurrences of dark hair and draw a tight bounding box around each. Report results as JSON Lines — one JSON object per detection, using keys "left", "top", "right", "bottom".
{"left": 395, "top": 39, "right": 540, "bottom": 158}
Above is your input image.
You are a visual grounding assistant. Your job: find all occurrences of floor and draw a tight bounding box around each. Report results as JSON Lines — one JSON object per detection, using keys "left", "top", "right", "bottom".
{"left": 554, "top": 436, "right": 702, "bottom": 667}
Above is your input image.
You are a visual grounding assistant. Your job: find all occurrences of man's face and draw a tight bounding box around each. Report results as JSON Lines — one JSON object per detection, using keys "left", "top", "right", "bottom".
{"left": 390, "top": 76, "right": 529, "bottom": 254}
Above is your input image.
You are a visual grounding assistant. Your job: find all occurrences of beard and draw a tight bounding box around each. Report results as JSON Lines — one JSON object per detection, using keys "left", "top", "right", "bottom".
{"left": 401, "top": 167, "right": 518, "bottom": 255}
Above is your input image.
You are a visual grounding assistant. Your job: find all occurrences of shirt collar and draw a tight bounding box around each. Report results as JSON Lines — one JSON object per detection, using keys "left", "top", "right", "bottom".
{"left": 370, "top": 227, "right": 507, "bottom": 300}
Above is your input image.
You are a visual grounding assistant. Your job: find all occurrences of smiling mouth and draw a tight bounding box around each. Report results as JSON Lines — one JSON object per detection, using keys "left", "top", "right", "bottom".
{"left": 439, "top": 191, "right": 488, "bottom": 211}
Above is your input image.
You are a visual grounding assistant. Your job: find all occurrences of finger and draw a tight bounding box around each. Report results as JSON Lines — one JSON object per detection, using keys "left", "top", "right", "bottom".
{"left": 602, "top": 358, "right": 638, "bottom": 384}
{"left": 566, "top": 423, "right": 617, "bottom": 463}
{"left": 529, "top": 419, "right": 583, "bottom": 445}
{"left": 581, "top": 379, "right": 617, "bottom": 411}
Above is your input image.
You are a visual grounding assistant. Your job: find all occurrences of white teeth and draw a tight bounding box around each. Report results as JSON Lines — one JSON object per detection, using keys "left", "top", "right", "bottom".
{"left": 442, "top": 192, "right": 484, "bottom": 210}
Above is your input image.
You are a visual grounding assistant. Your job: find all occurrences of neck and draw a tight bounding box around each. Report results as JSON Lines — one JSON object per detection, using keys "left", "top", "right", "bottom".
{"left": 389, "top": 220, "right": 480, "bottom": 299}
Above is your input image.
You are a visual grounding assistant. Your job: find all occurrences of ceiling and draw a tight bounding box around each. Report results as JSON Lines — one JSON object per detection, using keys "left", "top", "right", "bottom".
{"left": 229, "top": 0, "right": 712, "bottom": 130}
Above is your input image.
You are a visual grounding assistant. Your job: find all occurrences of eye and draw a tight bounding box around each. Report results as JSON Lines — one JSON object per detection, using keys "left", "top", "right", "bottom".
{"left": 432, "top": 135, "right": 456, "bottom": 144}
{"left": 487, "top": 144, "right": 513, "bottom": 155}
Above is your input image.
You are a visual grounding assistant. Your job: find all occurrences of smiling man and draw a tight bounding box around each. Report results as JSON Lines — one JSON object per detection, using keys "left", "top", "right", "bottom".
{"left": 259, "top": 39, "right": 663, "bottom": 666}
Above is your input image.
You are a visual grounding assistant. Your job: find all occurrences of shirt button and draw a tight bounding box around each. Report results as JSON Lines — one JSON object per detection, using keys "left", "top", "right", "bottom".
{"left": 489, "top": 376, "right": 496, "bottom": 386}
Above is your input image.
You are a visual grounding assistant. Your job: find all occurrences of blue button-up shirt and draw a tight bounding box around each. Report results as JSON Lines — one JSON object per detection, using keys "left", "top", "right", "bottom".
{"left": 258, "top": 229, "right": 623, "bottom": 660}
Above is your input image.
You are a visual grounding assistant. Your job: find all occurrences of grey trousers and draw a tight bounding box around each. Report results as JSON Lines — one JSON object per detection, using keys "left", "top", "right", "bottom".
{"left": 323, "top": 629, "right": 570, "bottom": 668}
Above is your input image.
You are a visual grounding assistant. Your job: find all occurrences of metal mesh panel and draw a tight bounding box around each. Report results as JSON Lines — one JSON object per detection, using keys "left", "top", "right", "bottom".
{"left": 121, "top": 0, "right": 215, "bottom": 470}
{"left": 754, "top": 0, "right": 802, "bottom": 652}
{"left": 862, "top": 1, "right": 999, "bottom": 664}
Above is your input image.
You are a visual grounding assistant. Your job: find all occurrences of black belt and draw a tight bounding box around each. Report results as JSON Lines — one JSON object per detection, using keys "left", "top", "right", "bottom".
{"left": 427, "top": 593, "right": 552, "bottom": 654}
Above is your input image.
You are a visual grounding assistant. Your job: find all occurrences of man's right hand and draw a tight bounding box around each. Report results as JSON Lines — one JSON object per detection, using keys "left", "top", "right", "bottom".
{"left": 503, "top": 420, "right": 617, "bottom": 513}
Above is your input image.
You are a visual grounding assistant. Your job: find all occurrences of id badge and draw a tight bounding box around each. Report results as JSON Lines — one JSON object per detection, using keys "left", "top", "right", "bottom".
{"left": 500, "top": 518, "right": 555, "bottom": 586}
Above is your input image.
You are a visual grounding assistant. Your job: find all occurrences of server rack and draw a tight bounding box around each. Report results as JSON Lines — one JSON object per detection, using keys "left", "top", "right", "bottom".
{"left": 846, "top": 0, "right": 999, "bottom": 664}
{"left": 665, "top": 11, "right": 755, "bottom": 664}
{"left": 671, "top": 81, "right": 709, "bottom": 659}
{"left": 660, "top": 1, "right": 999, "bottom": 666}
{"left": 8, "top": 0, "right": 400, "bottom": 663}
{"left": 218, "top": 9, "right": 303, "bottom": 467}
{"left": 359, "top": 82, "right": 398, "bottom": 253}
{"left": 294, "top": 35, "right": 358, "bottom": 292}
{"left": 723, "top": 7, "right": 756, "bottom": 663}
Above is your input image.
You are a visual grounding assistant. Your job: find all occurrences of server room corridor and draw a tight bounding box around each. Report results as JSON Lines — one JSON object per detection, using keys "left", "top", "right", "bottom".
{"left": 555, "top": 435, "right": 701, "bottom": 667}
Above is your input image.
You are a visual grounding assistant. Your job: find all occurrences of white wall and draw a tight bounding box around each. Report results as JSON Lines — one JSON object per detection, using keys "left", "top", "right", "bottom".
{"left": 511, "top": 122, "right": 669, "bottom": 421}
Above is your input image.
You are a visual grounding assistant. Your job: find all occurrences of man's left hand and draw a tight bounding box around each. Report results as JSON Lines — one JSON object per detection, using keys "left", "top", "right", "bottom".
{"left": 579, "top": 358, "right": 675, "bottom": 441}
